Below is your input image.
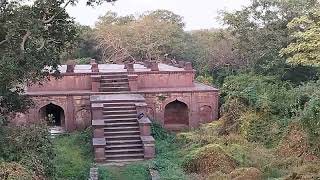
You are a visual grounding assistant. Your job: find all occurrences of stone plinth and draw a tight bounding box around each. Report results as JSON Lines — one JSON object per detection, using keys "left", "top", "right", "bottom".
{"left": 184, "top": 62, "right": 193, "bottom": 71}
{"left": 128, "top": 74, "right": 138, "bottom": 91}
{"left": 150, "top": 62, "right": 159, "bottom": 71}
{"left": 91, "top": 63, "right": 99, "bottom": 72}
{"left": 141, "top": 136, "right": 155, "bottom": 159}
{"left": 91, "top": 75, "right": 101, "bottom": 92}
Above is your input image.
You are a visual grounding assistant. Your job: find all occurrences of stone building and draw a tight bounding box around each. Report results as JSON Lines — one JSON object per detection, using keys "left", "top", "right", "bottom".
{"left": 21, "top": 61, "right": 219, "bottom": 163}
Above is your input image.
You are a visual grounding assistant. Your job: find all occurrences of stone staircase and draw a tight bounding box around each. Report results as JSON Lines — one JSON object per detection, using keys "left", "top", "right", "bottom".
{"left": 91, "top": 93, "right": 155, "bottom": 163}
{"left": 99, "top": 74, "right": 130, "bottom": 93}
{"left": 103, "top": 99, "right": 144, "bottom": 162}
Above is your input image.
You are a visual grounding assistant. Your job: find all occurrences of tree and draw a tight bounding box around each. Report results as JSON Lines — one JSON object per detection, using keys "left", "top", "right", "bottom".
{"left": 222, "top": 0, "right": 319, "bottom": 75}
{"left": 280, "top": 9, "right": 320, "bottom": 66}
{"left": 0, "top": 0, "right": 116, "bottom": 121}
{"left": 95, "top": 10, "right": 185, "bottom": 63}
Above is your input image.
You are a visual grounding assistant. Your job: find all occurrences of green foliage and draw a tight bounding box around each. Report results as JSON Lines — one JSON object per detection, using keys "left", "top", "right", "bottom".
{"left": 0, "top": 162, "right": 36, "bottom": 179}
{"left": 281, "top": 8, "right": 320, "bottom": 66}
{"left": 222, "top": 0, "right": 319, "bottom": 75}
{"left": 0, "top": 122, "right": 54, "bottom": 177}
{"left": 53, "top": 128, "right": 93, "bottom": 179}
{"left": 183, "top": 144, "right": 237, "bottom": 175}
{"left": 222, "top": 74, "right": 296, "bottom": 118}
{"left": 98, "top": 163, "right": 150, "bottom": 180}
{"left": 196, "top": 74, "right": 213, "bottom": 85}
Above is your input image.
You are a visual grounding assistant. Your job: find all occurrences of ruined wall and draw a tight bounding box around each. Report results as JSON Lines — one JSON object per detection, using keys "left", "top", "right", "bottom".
{"left": 135, "top": 71, "right": 195, "bottom": 89}
{"left": 141, "top": 91, "right": 219, "bottom": 130}
{"left": 28, "top": 74, "right": 92, "bottom": 92}
{"left": 11, "top": 95, "right": 92, "bottom": 131}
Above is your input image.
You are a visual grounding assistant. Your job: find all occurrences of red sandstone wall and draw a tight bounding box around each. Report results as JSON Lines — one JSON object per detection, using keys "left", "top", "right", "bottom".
{"left": 141, "top": 91, "right": 219, "bottom": 130}
{"left": 136, "top": 72, "right": 195, "bottom": 89}
{"left": 12, "top": 95, "right": 92, "bottom": 131}
{"left": 28, "top": 75, "right": 91, "bottom": 92}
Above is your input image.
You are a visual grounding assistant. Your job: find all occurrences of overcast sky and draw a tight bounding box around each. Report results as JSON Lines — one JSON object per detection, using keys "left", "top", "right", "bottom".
{"left": 66, "top": 0, "right": 250, "bottom": 30}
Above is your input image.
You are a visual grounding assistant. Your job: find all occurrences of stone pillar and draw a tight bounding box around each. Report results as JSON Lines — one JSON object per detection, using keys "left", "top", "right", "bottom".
{"left": 144, "top": 61, "right": 151, "bottom": 68}
{"left": 138, "top": 116, "right": 152, "bottom": 136}
{"left": 91, "top": 75, "right": 101, "bottom": 92}
{"left": 93, "top": 138, "right": 106, "bottom": 162}
{"left": 91, "top": 103, "right": 103, "bottom": 120}
{"left": 184, "top": 62, "right": 193, "bottom": 71}
{"left": 66, "top": 60, "right": 76, "bottom": 73}
{"left": 150, "top": 62, "right": 159, "bottom": 71}
{"left": 90, "top": 59, "right": 96, "bottom": 64}
{"left": 65, "top": 96, "right": 75, "bottom": 131}
{"left": 135, "top": 102, "right": 147, "bottom": 115}
{"left": 126, "top": 63, "right": 134, "bottom": 72}
{"left": 128, "top": 74, "right": 138, "bottom": 91}
{"left": 141, "top": 136, "right": 155, "bottom": 159}
{"left": 91, "top": 63, "right": 99, "bottom": 72}
{"left": 178, "top": 61, "right": 185, "bottom": 68}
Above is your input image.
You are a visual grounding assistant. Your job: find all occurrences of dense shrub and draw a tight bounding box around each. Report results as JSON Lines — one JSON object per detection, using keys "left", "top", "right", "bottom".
{"left": 0, "top": 122, "right": 54, "bottom": 177}
{"left": 0, "top": 162, "right": 37, "bottom": 179}
{"left": 183, "top": 144, "right": 237, "bottom": 175}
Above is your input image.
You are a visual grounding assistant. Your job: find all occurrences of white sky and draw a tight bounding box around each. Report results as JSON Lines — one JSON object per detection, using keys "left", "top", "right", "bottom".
{"left": 66, "top": 0, "right": 250, "bottom": 30}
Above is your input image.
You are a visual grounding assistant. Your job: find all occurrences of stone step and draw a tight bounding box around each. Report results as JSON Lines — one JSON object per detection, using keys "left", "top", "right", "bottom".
{"left": 105, "top": 153, "right": 144, "bottom": 159}
{"left": 106, "top": 139, "right": 142, "bottom": 144}
{"left": 100, "top": 82, "right": 129, "bottom": 87}
{"left": 105, "top": 158, "right": 144, "bottom": 163}
{"left": 106, "top": 144, "right": 143, "bottom": 149}
{"left": 103, "top": 102, "right": 135, "bottom": 107}
{"left": 104, "top": 126, "right": 139, "bottom": 131}
{"left": 105, "top": 135, "right": 141, "bottom": 140}
{"left": 103, "top": 106, "right": 136, "bottom": 111}
{"left": 101, "top": 78, "right": 129, "bottom": 83}
{"left": 104, "top": 130, "right": 140, "bottom": 136}
{"left": 101, "top": 74, "right": 128, "bottom": 78}
{"left": 103, "top": 114, "right": 137, "bottom": 119}
{"left": 105, "top": 148, "right": 143, "bottom": 153}
{"left": 105, "top": 122, "right": 138, "bottom": 127}
{"left": 104, "top": 118, "right": 137, "bottom": 123}
{"left": 99, "top": 87, "right": 130, "bottom": 92}
{"left": 103, "top": 110, "right": 137, "bottom": 115}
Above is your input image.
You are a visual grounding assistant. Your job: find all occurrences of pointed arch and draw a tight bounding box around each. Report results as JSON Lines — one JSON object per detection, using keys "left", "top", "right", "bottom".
{"left": 164, "top": 100, "right": 189, "bottom": 125}
{"left": 39, "top": 103, "right": 65, "bottom": 127}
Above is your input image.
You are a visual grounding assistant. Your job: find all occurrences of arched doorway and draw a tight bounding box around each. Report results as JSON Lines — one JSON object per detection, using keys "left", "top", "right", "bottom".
{"left": 164, "top": 100, "right": 189, "bottom": 125}
{"left": 39, "top": 103, "right": 65, "bottom": 127}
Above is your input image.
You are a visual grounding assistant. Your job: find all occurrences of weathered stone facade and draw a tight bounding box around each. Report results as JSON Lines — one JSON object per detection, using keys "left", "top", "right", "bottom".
{"left": 18, "top": 62, "right": 218, "bottom": 131}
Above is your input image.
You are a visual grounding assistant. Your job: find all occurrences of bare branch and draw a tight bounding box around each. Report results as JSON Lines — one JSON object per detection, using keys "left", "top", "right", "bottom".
{"left": 43, "top": 0, "right": 72, "bottom": 24}
{"left": 20, "top": 30, "right": 31, "bottom": 51}
{"left": 0, "top": 38, "right": 8, "bottom": 46}
{"left": 37, "top": 39, "right": 46, "bottom": 51}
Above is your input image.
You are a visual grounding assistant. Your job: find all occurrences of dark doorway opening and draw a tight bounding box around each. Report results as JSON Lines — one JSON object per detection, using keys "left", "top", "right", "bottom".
{"left": 164, "top": 100, "right": 189, "bottom": 125}
{"left": 39, "top": 103, "right": 65, "bottom": 127}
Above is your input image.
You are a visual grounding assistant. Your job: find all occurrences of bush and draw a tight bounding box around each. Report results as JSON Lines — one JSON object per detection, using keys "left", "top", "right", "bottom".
{"left": 0, "top": 122, "right": 55, "bottom": 177}
{"left": 0, "top": 162, "right": 36, "bottom": 179}
{"left": 183, "top": 144, "right": 237, "bottom": 175}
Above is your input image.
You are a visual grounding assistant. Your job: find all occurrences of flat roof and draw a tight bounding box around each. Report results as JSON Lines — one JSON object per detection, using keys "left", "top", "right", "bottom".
{"left": 57, "top": 63, "right": 186, "bottom": 73}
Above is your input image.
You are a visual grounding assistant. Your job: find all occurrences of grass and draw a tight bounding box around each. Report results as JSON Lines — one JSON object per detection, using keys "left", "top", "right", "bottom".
{"left": 52, "top": 128, "right": 93, "bottom": 180}
{"left": 98, "top": 163, "right": 150, "bottom": 180}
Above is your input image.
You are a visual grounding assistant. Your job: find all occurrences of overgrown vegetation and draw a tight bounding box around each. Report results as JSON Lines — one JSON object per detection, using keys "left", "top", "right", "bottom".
{"left": 53, "top": 128, "right": 93, "bottom": 179}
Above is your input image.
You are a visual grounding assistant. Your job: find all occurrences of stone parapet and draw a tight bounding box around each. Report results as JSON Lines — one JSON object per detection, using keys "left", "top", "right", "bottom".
{"left": 141, "top": 136, "right": 155, "bottom": 159}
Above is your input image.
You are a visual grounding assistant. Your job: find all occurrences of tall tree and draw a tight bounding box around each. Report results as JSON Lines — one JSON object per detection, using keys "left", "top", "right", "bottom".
{"left": 222, "top": 0, "right": 319, "bottom": 75}
{"left": 281, "top": 9, "right": 320, "bottom": 66}
{"left": 0, "top": 0, "right": 116, "bottom": 121}
{"left": 95, "top": 10, "right": 185, "bottom": 63}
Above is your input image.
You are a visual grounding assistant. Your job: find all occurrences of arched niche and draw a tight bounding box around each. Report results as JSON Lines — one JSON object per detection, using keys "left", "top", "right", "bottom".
{"left": 39, "top": 103, "right": 65, "bottom": 127}
{"left": 199, "top": 105, "right": 213, "bottom": 123}
{"left": 164, "top": 100, "right": 189, "bottom": 125}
